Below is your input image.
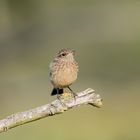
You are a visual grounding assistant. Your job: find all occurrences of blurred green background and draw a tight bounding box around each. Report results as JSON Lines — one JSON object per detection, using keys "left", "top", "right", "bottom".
{"left": 0, "top": 0, "right": 140, "bottom": 140}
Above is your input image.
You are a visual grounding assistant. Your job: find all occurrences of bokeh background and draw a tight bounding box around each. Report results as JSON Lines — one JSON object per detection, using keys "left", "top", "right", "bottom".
{"left": 0, "top": 0, "right": 140, "bottom": 140}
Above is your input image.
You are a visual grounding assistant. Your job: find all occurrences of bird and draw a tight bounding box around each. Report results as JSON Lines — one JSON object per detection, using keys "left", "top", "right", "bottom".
{"left": 49, "top": 48, "right": 79, "bottom": 97}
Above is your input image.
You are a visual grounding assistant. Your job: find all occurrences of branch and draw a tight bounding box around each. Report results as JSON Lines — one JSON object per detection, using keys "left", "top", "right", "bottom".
{"left": 0, "top": 88, "right": 102, "bottom": 133}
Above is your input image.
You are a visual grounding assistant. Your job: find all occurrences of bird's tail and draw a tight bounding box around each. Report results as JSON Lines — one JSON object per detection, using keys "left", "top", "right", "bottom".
{"left": 51, "top": 88, "right": 63, "bottom": 96}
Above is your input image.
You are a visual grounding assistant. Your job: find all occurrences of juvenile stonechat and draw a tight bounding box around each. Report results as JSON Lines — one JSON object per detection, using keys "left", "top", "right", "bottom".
{"left": 49, "top": 48, "right": 79, "bottom": 97}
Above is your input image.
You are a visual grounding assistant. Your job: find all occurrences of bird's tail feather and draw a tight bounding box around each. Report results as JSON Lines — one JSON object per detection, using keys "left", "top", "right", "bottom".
{"left": 51, "top": 88, "right": 63, "bottom": 96}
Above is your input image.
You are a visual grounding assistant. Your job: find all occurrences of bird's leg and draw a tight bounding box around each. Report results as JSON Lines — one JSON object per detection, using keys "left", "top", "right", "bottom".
{"left": 56, "top": 88, "right": 61, "bottom": 100}
{"left": 68, "top": 86, "right": 77, "bottom": 99}
{"left": 56, "top": 88, "right": 66, "bottom": 106}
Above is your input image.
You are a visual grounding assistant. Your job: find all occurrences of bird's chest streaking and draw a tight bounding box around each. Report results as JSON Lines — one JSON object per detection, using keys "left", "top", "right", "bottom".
{"left": 50, "top": 61, "right": 78, "bottom": 88}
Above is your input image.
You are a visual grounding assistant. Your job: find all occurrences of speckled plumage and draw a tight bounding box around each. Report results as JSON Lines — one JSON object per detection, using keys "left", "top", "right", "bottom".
{"left": 49, "top": 48, "right": 78, "bottom": 95}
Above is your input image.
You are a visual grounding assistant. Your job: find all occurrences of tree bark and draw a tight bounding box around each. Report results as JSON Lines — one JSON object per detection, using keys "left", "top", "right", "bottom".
{"left": 0, "top": 88, "right": 102, "bottom": 133}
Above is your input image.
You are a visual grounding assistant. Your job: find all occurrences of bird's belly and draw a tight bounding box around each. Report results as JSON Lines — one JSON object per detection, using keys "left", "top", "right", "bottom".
{"left": 53, "top": 68, "right": 77, "bottom": 88}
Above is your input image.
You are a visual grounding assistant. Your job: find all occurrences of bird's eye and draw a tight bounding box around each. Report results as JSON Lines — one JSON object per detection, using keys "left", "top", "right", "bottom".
{"left": 61, "top": 53, "right": 66, "bottom": 56}
{"left": 58, "top": 52, "right": 67, "bottom": 57}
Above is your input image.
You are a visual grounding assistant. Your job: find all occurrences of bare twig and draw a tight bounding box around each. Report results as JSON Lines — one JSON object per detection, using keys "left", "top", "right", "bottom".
{"left": 0, "top": 88, "right": 102, "bottom": 133}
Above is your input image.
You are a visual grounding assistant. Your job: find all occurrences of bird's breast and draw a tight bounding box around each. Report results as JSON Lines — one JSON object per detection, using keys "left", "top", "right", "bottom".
{"left": 50, "top": 61, "right": 78, "bottom": 88}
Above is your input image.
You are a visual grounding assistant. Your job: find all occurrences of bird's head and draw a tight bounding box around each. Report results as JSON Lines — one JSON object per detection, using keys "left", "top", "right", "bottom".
{"left": 56, "top": 48, "right": 75, "bottom": 62}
